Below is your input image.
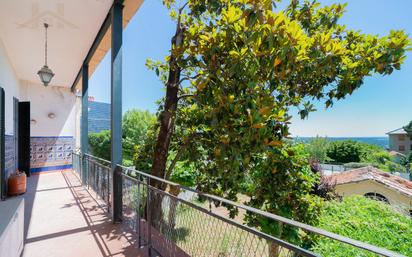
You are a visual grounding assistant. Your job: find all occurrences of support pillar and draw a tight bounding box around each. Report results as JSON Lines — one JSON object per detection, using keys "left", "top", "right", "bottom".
{"left": 111, "top": 0, "right": 123, "bottom": 223}
{"left": 81, "top": 64, "right": 89, "bottom": 185}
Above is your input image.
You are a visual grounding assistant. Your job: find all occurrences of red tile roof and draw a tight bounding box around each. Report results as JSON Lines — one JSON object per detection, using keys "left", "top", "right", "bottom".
{"left": 328, "top": 166, "right": 412, "bottom": 197}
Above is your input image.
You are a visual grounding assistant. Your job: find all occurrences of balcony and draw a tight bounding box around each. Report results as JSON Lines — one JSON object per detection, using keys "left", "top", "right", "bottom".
{"left": 5, "top": 152, "right": 399, "bottom": 257}
{"left": 23, "top": 169, "right": 146, "bottom": 257}
{"left": 0, "top": 1, "right": 407, "bottom": 257}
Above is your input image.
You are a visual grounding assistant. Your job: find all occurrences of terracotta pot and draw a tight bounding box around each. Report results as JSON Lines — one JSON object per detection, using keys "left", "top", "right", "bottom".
{"left": 8, "top": 172, "right": 26, "bottom": 196}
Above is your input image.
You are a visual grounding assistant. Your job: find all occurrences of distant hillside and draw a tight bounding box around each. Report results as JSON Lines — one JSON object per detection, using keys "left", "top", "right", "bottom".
{"left": 296, "top": 137, "right": 388, "bottom": 149}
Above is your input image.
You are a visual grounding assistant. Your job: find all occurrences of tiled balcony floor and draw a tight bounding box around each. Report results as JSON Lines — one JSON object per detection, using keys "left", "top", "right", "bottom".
{"left": 22, "top": 170, "right": 148, "bottom": 257}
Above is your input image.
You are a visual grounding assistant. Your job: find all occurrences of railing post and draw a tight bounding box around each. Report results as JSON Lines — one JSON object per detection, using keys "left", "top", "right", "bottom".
{"left": 147, "top": 178, "right": 152, "bottom": 256}
{"left": 137, "top": 174, "right": 141, "bottom": 247}
{"left": 110, "top": 0, "right": 124, "bottom": 223}
{"left": 107, "top": 168, "right": 110, "bottom": 213}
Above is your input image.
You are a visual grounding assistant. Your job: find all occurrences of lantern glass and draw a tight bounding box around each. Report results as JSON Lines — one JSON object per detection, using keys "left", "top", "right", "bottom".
{"left": 37, "top": 65, "right": 54, "bottom": 86}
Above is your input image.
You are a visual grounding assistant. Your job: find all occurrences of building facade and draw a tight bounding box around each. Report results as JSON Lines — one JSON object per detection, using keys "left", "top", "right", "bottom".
{"left": 387, "top": 128, "right": 412, "bottom": 155}
{"left": 328, "top": 166, "right": 412, "bottom": 216}
{"left": 88, "top": 98, "right": 110, "bottom": 133}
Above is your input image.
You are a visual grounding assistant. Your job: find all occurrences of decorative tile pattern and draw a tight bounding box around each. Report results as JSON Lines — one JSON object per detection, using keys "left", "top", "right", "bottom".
{"left": 5, "top": 134, "right": 15, "bottom": 177}
{"left": 30, "top": 136, "right": 73, "bottom": 171}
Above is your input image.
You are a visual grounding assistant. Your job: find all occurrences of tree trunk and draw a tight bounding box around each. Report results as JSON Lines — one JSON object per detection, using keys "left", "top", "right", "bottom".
{"left": 268, "top": 243, "right": 281, "bottom": 257}
{"left": 149, "top": 16, "right": 185, "bottom": 229}
{"left": 268, "top": 223, "right": 283, "bottom": 257}
{"left": 167, "top": 185, "right": 181, "bottom": 229}
{"left": 151, "top": 24, "right": 184, "bottom": 189}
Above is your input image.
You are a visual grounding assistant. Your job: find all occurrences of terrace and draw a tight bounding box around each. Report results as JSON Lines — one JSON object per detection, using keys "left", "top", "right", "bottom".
{"left": 0, "top": 1, "right": 405, "bottom": 257}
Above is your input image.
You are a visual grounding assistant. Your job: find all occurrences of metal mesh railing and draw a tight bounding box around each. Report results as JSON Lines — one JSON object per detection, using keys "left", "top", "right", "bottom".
{"left": 72, "top": 153, "right": 405, "bottom": 257}
{"left": 145, "top": 182, "right": 311, "bottom": 257}
{"left": 118, "top": 166, "right": 405, "bottom": 257}
{"left": 72, "top": 151, "right": 82, "bottom": 179}
{"left": 84, "top": 154, "right": 112, "bottom": 212}
{"left": 120, "top": 169, "right": 302, "bottom": 257}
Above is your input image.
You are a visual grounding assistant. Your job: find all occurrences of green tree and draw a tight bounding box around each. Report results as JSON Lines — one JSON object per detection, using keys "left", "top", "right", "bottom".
{"left": 147, "top": 0, "right": 410, "bottom": 252}
{"left": 89, "top": 130, "right": 111, "bottom": 161}
{"left": 327, "top": 140, "right": 362, "bottom": 163}
{"left": 123, "top": 109, "right": 156, "bottom": 161}
{"left": 88, "top": 109, "right": 155, "bottom": 165}
{"left": 313, "top": 195, "right": 412, "bottom": 257}
{"left": 304, "top": 136, "right": 331, "bottom": 163}
{"left": 329, "top": 141, "right": 407, "bottom": 172}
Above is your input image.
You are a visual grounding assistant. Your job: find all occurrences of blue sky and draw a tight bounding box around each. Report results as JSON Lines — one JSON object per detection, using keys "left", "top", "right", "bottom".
{"left": 89, "top": 0, "right": 412, "bottom": 137}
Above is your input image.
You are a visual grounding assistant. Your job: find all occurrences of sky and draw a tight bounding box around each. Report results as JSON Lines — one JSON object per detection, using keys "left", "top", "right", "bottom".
{"left": 89, "top": 0, "right": 412, "bottom": 137}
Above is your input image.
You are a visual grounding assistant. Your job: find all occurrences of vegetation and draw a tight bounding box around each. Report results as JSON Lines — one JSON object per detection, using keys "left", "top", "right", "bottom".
{"left": 304, "top": 138, "right": 406, "bottom": 172}
{"left": 89, "top": 130, "right": 111, "bottom": 161}
{"left": 400, "top": 152, "right": 412, "bottom": 170}
{"left": 136, "top": 0, "right": 410, "bottom": 251}
{"left": 84, "top": 1, "right": 411, "bottom": 255}
{"left": 304, "top": 137, "right": 331, "bottom": 163}
{"left": 327, "top": 140, "right": 362, "bottom": 163}
{"left": 122, "top": 110, "right": 156, "bottom": 161}
{"left": 313, "top": 195, "right": 412, "bottom": 257}
{"left": 89, "top": 109, "right": 155, "bottom": 166}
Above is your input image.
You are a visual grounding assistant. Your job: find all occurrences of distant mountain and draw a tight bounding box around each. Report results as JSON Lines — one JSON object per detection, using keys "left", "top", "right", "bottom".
{"left": 296, "top": 137, "right": 388, "bottom": 149}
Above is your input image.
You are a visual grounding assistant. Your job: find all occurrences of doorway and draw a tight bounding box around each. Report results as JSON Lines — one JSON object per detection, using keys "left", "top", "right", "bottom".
{"left": 18, "top": 102, "right": 30, "bottom": 176}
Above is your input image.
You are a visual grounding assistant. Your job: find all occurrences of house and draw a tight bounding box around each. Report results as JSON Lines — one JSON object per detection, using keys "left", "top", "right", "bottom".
{"left": 387, "top": 121, "right": 412, "bottom": 155}
{"left": 328, "top": 166, "right": 412, "bottom": 216}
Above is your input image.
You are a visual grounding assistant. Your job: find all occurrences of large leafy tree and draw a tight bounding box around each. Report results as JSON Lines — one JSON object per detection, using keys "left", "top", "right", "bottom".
{"left": 123, "top": 109, "right": 156, "bottom": 161}
{"left": 147, "top": 0, "right": 410, "bottom": 250}
{"left": 89, "top": 109, "right": 155, "bottom": 165}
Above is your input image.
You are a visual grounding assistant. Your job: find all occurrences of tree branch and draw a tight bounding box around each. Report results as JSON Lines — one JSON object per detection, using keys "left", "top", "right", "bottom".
{"left": 178, "top": 94, "right": 195, "bottom": 101}
{"left": 165, "top": 133, "right": 198, "bottom": 180}
{"left": 178, "top": 74, "right": 201, "bottom": 86}
{"left": 176, "top": 2, "right": 189, "bottom": 33}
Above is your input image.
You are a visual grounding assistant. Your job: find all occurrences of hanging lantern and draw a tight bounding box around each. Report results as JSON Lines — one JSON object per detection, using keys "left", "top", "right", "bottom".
{"left": 37, "top": 23, "right": 54, "bottom": 86}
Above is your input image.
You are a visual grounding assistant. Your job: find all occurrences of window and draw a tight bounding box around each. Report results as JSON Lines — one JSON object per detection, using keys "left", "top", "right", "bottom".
{"left": 364, "top": 192, "right": 389, "bottom": 204}
{"left": 399, "top": 145, "right": 405, "bottom": 151}
{"left": 398, "top": 134, "right": 406, "bottom": 141}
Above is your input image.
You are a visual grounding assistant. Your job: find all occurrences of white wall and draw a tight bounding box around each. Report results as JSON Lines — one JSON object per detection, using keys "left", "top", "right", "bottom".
{"left": 0, "top": 38, "right": 20, "bottom": 135}
{"left": 389, "top": 134, "right": 412, "bottom": 155}
{"left": 1, "top": 36, "right": 76, "bottom": 174}
{"left": 19, "top": 81, "right": 76, "bottom": 137}
{"left": 1, "top": 36, "right": 76, "bottom": 138}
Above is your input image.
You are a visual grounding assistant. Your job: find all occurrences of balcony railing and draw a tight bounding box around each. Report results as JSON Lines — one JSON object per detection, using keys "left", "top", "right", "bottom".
{"left": 72, "top": 152, "right": 404, "bottom": 257}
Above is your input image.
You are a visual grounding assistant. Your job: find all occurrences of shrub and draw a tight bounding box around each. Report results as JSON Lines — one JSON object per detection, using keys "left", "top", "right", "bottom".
{"left": 88, "top": 109, "right": 155, "bottom": 164}
{"left": 327, "top": 141, "right": 362, "bottom": 163}
{"left": 89, "top": 130, "right": 111, "bottom": 161}
{"left": 313, "top": 195, "right": 412, "bottom": 257}
{"left": 304, "top": 137, "right": 332, "bottom": 163}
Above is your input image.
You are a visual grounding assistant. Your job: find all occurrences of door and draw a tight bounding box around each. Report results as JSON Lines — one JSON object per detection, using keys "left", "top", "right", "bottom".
{"left": 18, "top": 102, "right": 30, "bottom": 177}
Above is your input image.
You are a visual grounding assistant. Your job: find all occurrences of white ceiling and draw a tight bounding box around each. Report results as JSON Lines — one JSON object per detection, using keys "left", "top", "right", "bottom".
{"left": 0, "top": 0, "right": 114, "bottom": 88}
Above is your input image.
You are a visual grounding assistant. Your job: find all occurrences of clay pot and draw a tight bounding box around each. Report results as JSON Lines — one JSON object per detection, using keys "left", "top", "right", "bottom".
{"left": 8, "top": 171, "right": 26, "bottom": 196}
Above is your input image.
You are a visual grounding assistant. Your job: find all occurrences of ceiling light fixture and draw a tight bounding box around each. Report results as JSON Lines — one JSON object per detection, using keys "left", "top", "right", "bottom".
{"left": 37, "top": 23, "right": 54, "bottom": 86}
